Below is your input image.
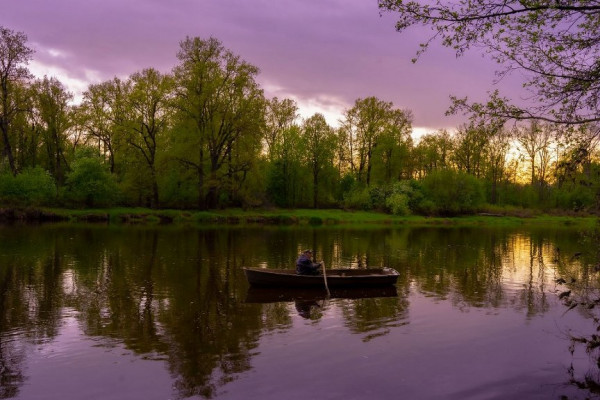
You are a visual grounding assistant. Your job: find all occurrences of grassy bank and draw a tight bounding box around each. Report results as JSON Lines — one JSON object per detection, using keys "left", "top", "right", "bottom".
{"left": 2, "top": 206, "right": 597, "bottom": 228}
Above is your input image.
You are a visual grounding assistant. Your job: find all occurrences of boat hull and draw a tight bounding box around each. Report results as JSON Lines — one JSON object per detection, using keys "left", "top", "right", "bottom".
{"left": 243, "top": 267, "right": 399, "bottom": 288}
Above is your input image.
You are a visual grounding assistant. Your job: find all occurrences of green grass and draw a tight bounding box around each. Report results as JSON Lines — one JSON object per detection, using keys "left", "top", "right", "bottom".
{"left": 25, "top": 206, "right": 599, "bottom": 228}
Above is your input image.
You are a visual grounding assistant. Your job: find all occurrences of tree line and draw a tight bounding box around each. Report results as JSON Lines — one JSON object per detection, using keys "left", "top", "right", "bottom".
{"left": 1, "top": 26, "right": 599, "bottom": 215}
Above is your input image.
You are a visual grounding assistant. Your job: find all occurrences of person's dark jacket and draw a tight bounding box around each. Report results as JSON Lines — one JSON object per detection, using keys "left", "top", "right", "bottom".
{"left": 296, "top": 254, "right": 321, "bottom": 275}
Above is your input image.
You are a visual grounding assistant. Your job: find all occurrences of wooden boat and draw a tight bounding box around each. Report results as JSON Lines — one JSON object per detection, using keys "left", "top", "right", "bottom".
{"left": 245, "top": 285, "right": 398, "bottom": 303}
{"left": 243, "top": 267, "right": 399, "bottom": 288}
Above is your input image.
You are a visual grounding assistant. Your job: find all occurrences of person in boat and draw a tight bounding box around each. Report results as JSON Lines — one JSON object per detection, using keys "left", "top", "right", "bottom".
{"left": 296, "top": 249, "right": 322, "bottom": 275}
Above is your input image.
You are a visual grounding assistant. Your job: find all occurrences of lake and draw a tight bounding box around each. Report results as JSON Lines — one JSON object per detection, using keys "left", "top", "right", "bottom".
{"left": 0, "top": 223, "right": 599, "bottom": 399}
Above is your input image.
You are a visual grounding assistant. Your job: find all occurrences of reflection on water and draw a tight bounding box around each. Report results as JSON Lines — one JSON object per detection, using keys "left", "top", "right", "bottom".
{"left": 0, "top": 224, "right": 598, "bottom": 399}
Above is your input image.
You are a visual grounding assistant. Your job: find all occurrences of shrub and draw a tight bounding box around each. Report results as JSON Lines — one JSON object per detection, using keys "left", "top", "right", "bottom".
{"left": 266, "top": 161, "right": 288, "bottom": 207}
{"left": 552, "top": 185, "right": 595, "bottom": 211}
{"left": 338, "top": 173, "right": 356, "bottom": 201}
{"left": 160, "top": 169, "right": 198, "bottom": 209}
{"left": 384, "top": 181, "right": 415, "bottom": 215}
{"left": 420, "top": 170, "right": 484, "bottom": 215}
{"left": 386, "top": 193, "right": 410, "bottom": 215}
{"left": 343, "top": 186, "right": 372, "bottom": 210}
{"left": 0, "top": 167, "right": 56, "bottom": 206}
{"left": 64, "top": 148, "right": 118, "bottom": 207}
{"left": 368, "top": 186, "right": 389, "bottom": 210}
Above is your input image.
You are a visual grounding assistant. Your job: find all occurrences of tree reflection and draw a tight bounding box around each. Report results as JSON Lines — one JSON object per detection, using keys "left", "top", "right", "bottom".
{"left": 399, "top": 227, "right": 558, "bottom": 316}
{"left": 552, "top": 222, "right": 600, "bottom": 397}
{"left": 0, "top": 224, "right": 596, "bottom": 399}
{"left": 0, "top": 227, "right": 66, "bottom": 398}
{"left": 338, "top": 294, "right": 409, "bottom": 342}
{"left": 68, "top": 228, "right": 266, "bottom": 399}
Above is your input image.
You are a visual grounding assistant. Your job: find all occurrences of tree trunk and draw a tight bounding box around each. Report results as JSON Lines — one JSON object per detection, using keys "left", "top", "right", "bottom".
{"left": 151, "top": 168, "right": 159, "bottom": 209}
{"left": 313, "top": 170, "right": 318, "bottom": 209}
{"left": 0, "top": 117, "right": 16, "bottom": 175}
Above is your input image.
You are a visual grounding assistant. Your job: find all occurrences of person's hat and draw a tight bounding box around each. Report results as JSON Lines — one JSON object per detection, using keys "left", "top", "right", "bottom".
{"left": 303, "top": 249, "right": 313, "bottom": 254}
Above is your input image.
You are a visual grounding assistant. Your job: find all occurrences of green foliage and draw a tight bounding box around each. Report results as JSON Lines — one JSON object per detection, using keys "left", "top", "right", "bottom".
{"left": 343, "top": 186, "right": 372, "bottom": 211}
{"left": 0, "top": 167, "right": 56, "bottom": 206}
{"left": 519, "top": 185, "right": 541, "bottom": 209}
{"left": 385, "top": 181, "right": 415, "bottom": 215}
{"left": 339, "top": 173, "right": 356, "bottom": 200}
{"left": 386, "top": 193, "right": 410, "bottom": 215}
{"left": 31, "top": 76, "right": 73, "bottom": 186}
{"left": 302, "top": 113, "right": 337, "bottom": 208}
{"left": 552, "top": 186, "right": 596, "bottom": 212}
{"left": 420, "top": 170, "right": 484, "bottom": 216}
{"left": 343, "top": 97, "right": 413, "bottom": 186}
{"left": 0, "top": 27, "right": 34, "bottom": 176}
{"left": 266, "top": 160, "right": 288, "bottom": 207}
{"left": 4, "top": 27, "right": 600, "bottom": 215}
{"left": 118, "top": 164, "right": 152, "bottom": 207}
{"left": 64, "top": 148, "right": 118, "bottom": 207}
{"left": 232, "top": 159, "right": 267, "bottom": 209}
{"left": 405, "top": 180, "right": 426, "bottom": 212}
{"left": 172, "top": 36, "right": 264, "bottom": 209}
{"left": 159, "top": 168, "right": 198, "bottom": 209}
{"left": 342, "top": 184, "right": 394, "bottom": 211}
{"left": 368, "top": 185, "right": 389, "bottom": 210}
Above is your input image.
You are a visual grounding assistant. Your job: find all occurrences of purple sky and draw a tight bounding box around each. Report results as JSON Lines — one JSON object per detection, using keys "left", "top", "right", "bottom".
{"left": 2, "top": 0, "right": 525, "bottom": 134}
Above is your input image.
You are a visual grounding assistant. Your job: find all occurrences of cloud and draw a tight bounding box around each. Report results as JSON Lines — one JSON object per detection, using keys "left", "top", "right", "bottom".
{"left": 2, "top": 0, "right": 527, "bottom": 130}
{"left": 28, "top": 60, "right": 102, "bottom": 103}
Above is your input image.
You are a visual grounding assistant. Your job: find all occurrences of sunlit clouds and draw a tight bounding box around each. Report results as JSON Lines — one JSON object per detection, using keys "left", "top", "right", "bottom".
{"left": 3, "top": 0, "right": 527, "bottom": 134}
{"left": 28, "top": 60, "right": 103, "bottom": 103}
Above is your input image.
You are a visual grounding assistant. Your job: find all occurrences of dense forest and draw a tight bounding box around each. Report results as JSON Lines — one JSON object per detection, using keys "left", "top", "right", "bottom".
{"left": 1, "top": 26, "right": 599, "bottom": 215}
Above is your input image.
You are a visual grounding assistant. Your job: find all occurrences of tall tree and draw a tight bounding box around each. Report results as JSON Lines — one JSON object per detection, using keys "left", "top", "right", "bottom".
{"left": 30, "top": 76, "right": 73, "bottom": 185}
{"left": 484, "top": 128, "right": 511, "bottom": 204}
{"left": 379, "top": 1, "right": 600, "bottom": 124}
{"left": 343, "top": 97, "right": 394, "bottom": 186}
{"left": 172, "top": 36, "right": 264, "bottom": 209}
{"left": 452, "top": 123, "right": 491, "bottom": 178}
{"left": 554, "top": 124, "right": 600, "bottom": 187}
{"left": 124, "top": 68, "right": 173, "bottom": 208}
{"left": 333, "top": 125, "right": 352, "bottom": 181}
{"left": 516, "top": 121, "right": 554, "bottom": 186}
{"left": 264, "top": 97, "right": 298, "bottom": 162}
{"left": 302, "top": 113, "right": 337, "bottom": 208}
{"left": 372, "top": 108, "right": 413, "bottom": 183}
{"left": 413, "top": 130, "right": 453, "bottom": 178}
{"left": 265, "top": 124, "right": 303, "bottom": 207}
{"left": 0, "top": 26, "right": 34, "bottom": 175}
{"left": 80, "top": 78, "right": 128, "bottom": 174}
{"left": 10, "top": 84, "right": 36, "bottom": 170}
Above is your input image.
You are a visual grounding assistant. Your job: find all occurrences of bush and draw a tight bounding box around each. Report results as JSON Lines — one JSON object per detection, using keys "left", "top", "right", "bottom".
{"left": 386, "top": 193, "right": 410, "bottom": 215}
{"left": 343, "top": 186, "right": 372, "bottom": 210}
{"left": 266, "top": 161, "right": 288, "bottom": 207}
{"left": 0, "top": 167, "right": 56, "bottom": 206}
{"left": 552, "top": 185, "right": 595, "bottom": 211}
{"left": 64, "top": 148, "right": 118, "bottom": 207}
{"left": 368, "top": 186, "right": 389, "bottom": 210}
{"left": 160, "top": 169, "right": 198, "bottom": 208}
{"left": 420, "top": 170, "right": 484, "bottom": 215}
{"left": 338, "top": 173, "right": 356, "bottom": 201}
{"left": 384, "top": 181, "right": 416, "bottom": 215}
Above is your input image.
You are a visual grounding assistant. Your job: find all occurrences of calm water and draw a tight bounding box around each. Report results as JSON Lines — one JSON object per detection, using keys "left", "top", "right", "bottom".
{"left": 1, "top": 223, "right": 600, "bottom": 399}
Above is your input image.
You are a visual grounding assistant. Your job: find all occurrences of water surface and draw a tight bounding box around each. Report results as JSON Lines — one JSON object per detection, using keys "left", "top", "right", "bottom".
{"left": 0, "top": 224, "right": 598, "bottom": 399}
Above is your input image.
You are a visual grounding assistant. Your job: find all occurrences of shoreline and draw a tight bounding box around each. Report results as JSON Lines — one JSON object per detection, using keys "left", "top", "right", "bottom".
{"left": 0, "top": 207, "right": 597, "bottom": 228}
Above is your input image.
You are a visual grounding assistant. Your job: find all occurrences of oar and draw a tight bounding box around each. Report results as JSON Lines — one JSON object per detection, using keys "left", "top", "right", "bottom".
{"left": 321, "top": 260, "right": 330, "bottom": 297}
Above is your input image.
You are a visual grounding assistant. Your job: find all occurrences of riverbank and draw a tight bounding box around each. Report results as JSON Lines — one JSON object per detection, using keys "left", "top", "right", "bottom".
{"left": 0, "top": 206, "right": 597, "bottom": 228}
